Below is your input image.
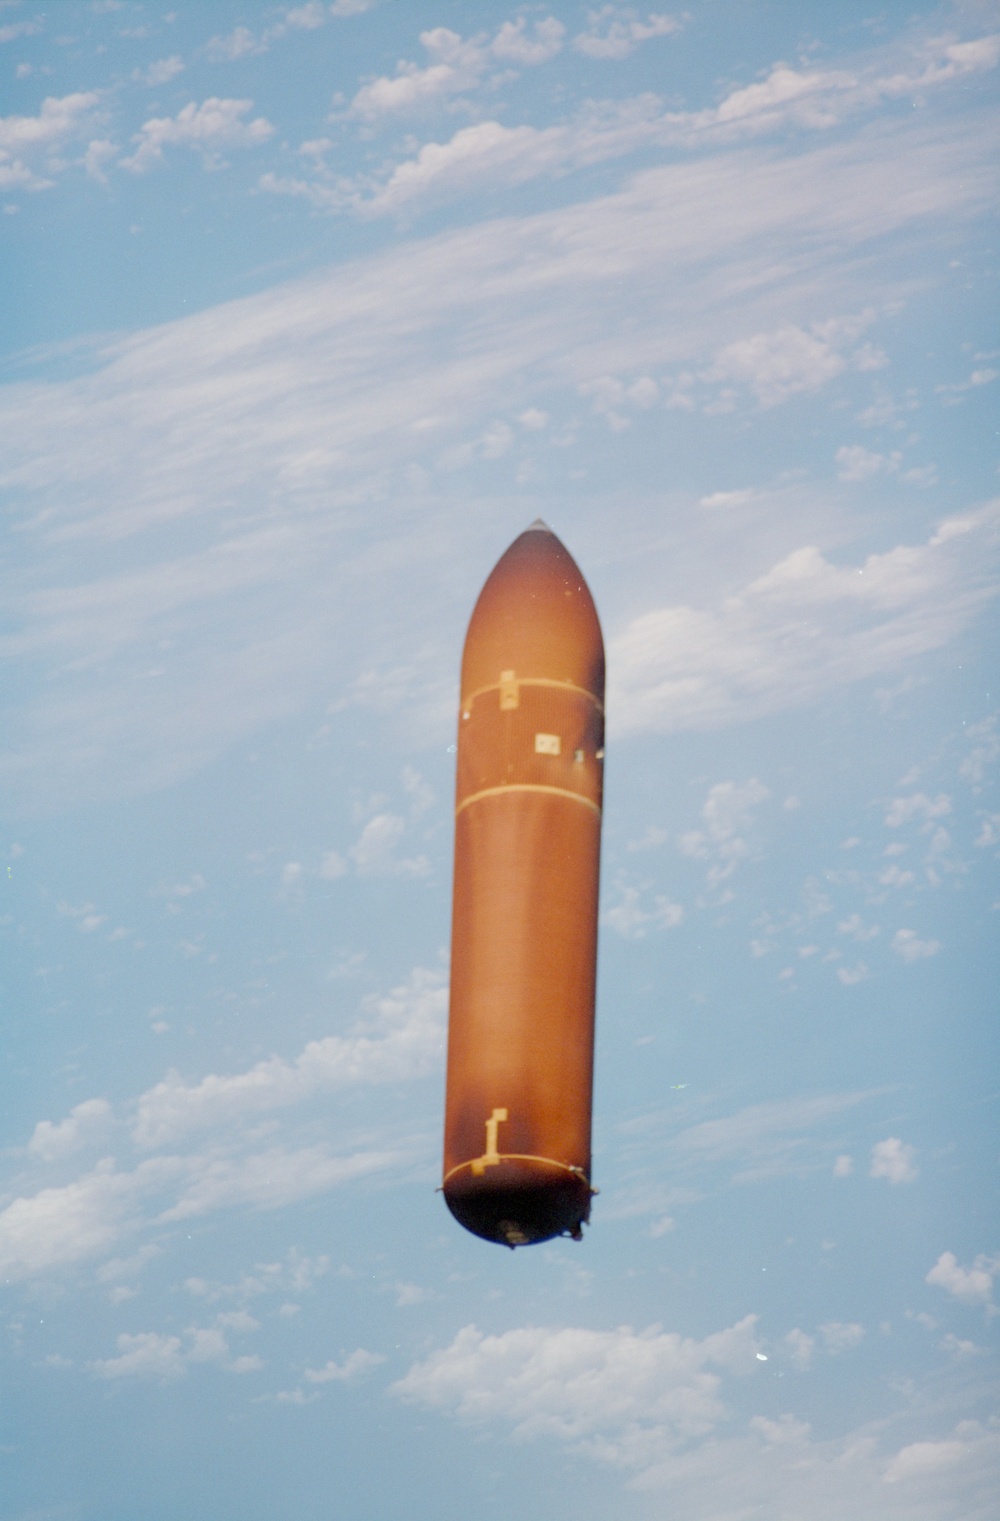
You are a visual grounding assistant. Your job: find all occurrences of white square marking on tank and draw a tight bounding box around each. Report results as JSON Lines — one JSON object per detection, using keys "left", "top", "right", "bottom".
{"left": 535, "top": 733, "right": 561, "bottom": 755}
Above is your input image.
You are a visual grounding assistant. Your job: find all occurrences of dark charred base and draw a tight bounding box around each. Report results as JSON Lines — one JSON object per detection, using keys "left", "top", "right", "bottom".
{"left": 444, "top": 1163, "right": 592, "bottom": 1247}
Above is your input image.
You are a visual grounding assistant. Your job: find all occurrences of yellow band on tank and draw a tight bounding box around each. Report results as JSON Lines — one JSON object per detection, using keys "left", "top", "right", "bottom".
{"left": 455, "top": 783, "right": 601, "bottom": 818}
{"left": 442, "top": 1154, "right": 592, "bottom": 1188}
{"left": 460, "top": 676, "right": 604, "bottom": 715}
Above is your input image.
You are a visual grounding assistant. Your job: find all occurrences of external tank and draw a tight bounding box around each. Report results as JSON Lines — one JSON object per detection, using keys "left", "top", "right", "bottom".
{"left": 442, "top": 521, "right": 605, "bottom": 1247}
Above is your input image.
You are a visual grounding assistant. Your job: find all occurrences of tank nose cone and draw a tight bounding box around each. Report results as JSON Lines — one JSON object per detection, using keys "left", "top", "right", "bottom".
{"left": 461, "top": 524, "right": 604, "bottom": 700}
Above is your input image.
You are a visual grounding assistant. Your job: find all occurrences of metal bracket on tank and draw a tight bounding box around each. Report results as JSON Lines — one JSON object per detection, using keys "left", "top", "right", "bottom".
{"left": 498, "top": 670, "right": 519, "bottom": 710}
{"left": 470, "top": 1107, "right": 508, "bottom": 1175}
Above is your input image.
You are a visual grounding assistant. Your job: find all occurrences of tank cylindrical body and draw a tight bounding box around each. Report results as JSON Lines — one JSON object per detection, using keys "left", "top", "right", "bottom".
{"left": 443, "top": 521, "right": 605, "bottom": 1248}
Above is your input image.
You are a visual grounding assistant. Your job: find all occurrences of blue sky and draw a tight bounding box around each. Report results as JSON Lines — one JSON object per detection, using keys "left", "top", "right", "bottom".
{"left": 1, "top": 2, "right": 998, "bottom": 1517}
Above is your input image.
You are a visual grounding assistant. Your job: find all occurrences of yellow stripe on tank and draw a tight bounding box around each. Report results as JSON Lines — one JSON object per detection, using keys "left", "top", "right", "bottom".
{"left": 455, "top": 783, "right": 602, "bottom": 818}
{"left": 460, "top": 676, "right": 605, "bottom": 716}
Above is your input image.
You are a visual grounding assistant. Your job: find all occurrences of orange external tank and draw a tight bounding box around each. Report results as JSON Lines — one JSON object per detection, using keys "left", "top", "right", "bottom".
{"left": 442, "top": 520, "right": 605, "bottom": 1248}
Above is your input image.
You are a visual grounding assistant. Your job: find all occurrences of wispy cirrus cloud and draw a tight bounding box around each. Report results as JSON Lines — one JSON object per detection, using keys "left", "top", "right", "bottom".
{"left": 2, "top": 111, "right": 996, "bottom": 811}
{"left": 270, "top": 29, "right": 999, "bottom": 217}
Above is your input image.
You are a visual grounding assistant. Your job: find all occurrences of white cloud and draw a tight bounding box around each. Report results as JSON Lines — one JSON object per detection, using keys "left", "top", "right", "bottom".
{"left": 678, "top": 778, "right": 769, "bottom": 887}
{"left": 636, "top": 1090, "right": 881, "bottom": 1186}
{"left": 883, "top": 1438, "right": 969, "bottom": 1483}
{"left": 350, "top": 18, "right": 564, "bottom": 119}
{"left": 137, "top": 56, "right": 185, "bottom": 86}
{"left": 819, "top": 1321, "right": 865, "bottom": 1354}
{"left": 28, "top": 1097, "right": 113, "bottom": 1162}
{"left": 337, "top": 32, "right": 1000, "bottom": 214}
{"left": 350, "top": 28, "right": 486, "bottom": 116}
{"left": 392, "top": 1316, "right": 760, "bottom": 1461}
{"left": 349, "top": 812, "right": 428, "bottom": 875}
{"left": 0, "top": 92, "right": 101, "bottom": 192}
{"left": 705, "top": 324, "right": 847, "bottom": 408}
{"left": 784, "top": 1328, "right": 814, "bottom": 1368}
{"left": 885, "top": 792, "right": 952, "bottom": 827}
{"left": 926, "top": 1251, "right": 997, "bottom": 1311}
{"left": 131, "top": 964, "right": 446, "bottom": 1147}
{"left": 392, "top": 1315, "right": 1000, "bottom": 1507}
{"left": 319, "top": 849, "right": 348, "bottom": 878}
{"left": 285, "top": 2, "right": 327, "bottom": 29}
{"left": 157, "top": 1144, "right": 398, "bottom": 1221}
{"left": 961, "top": 714, "right": 999, "bottom": 788}
{"left": 574, "top": 8, "right": 681, "bottom": 61}
{"left": 891, "top": 928, "right": 941, "bottom": 961}
{"left": 610, "top": 505, "right": 999, "bottom": 738}
{"left": 836, "top": 444, "right": 901, "bottom": 481}
{"left": 491, "top": 16, "right": 565, "bottom": 66}
{"left": 0, "top": 1140, "right": 398, "bottom": 1283}
{"left": 604, "top": 886, "right": 684, "bottom": 938}
{"left": 838, "top": 914, "right": 879, "bottom": 941}
{"left": 303, "top": 1348, "right": 384, "bottom": 1383}
{"left": 869, "top": 1137, "right": 918, "bottom": 1185}
{"left": 184, "top": 1248, "right": 330, "bottom": 1304}
{"left": 121, "top": 98, "right": 274, "bottom": 172}
{"left": 3, "top": 121, "right": 997, "bottom": 811}
{"left": 92, "top": 1331, "right": 186, "bottom": 1381}
{"left": 0, "top": 19, "right": 42, "bottom": 44}
{"left": 91, "top": 1319, "right": 264, "bottom": 1380}
{"left": 975, "top": 812, "right": 1000, "bottom": 848}
{"left": 0, "top": 1156, "right": 179, "bottom": 1280}
{"left": 833, "top": 1154, "right": 853, "bottom": 1177}
{"left": 206, "top": 27, "right": 264, "bottom": 61}
{"left": 2, "top": 962, "right": 446, "bottom": 1280}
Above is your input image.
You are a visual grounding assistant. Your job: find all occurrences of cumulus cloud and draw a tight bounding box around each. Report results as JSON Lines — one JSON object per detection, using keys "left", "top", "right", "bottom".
{"left": 92, "top": 1330, "right": 187, "bottom": 1381}
{"left": 784, "top": 1328, "right": 815, "bottom": 1368}
{"left": 392, "top": 1316, "right": 760, "bottom": 1464}
{"left": 836, "top": 444, "right": 902, "bottom": 481}
{"left": 304, "top": 1349, "right": 385, "bottom": 1383}
{"left": 610, "top": 504, "right": 999, "bottom": 738}
{"left": 883, "top": 1437, "right": 970, "bottom": 1483}
{"left": 926, "top": 1251, "right": 997, "bottom": 1311}
{"left": 678, "top": 779, "right": 769, "bottom": 888}
{"left": 28, "top": 1098, "right": 114, "bottom": 1162}
{"left": 349, "top": 812, "right": 429, "bottom": 876}
{"left": 574, "top": 8, "right": 681, "bottom": 61}
{"left": 869, "top": 1137, "right": 918, "bottom": 1184}
{"left": 350, "top": 18, "right": 563, "bottom": 119}
{"left": 603, "top": 886, "right": 684, "bottom": 938}
{"left": 91, "top": 1318, "right": 264, "bottom": 1380}
{"left": 705, "top": 324, "right": 848, "bottom": 408}
{"left": 137, "top": 56, "right": 185, "bottom": 87}
{"left": 819, "top": 1321, "right": 865, "bottom": 1354}
{"left": 392, "top": 1315, "right": 1000, "bottom": 1505}
{"left": 121, "top": 98, "right": 275, "bottom": 172}
{"left": 891, "top": 928, "right": 942, "bottom": 962}
{"left": 0, "top": 92, "right": 102, "bottom": 192}
{"left": 885, "top": 792, "right": 952, "bottom": 827}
